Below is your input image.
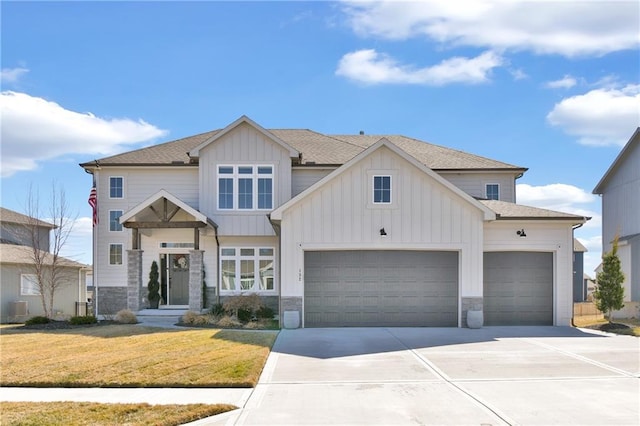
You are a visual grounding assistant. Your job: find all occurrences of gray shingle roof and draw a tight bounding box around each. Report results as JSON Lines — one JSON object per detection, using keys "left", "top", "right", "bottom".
{"left": 0, "top": 243, "right": 88, "bottom": 268}
{"left": 80, "top": 128, "right": 526, "bottom": 171}
{"left": 0, "top": 207, "right": 55, "bottom": 228}
{"left": 480, "top": 200, "right": 588, "bottom": 221}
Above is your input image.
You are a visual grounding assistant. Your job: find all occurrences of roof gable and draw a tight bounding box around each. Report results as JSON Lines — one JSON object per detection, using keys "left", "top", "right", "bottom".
{"left": 188, "top": 115, "right": 299, "bottom": 159}
{"left": 593, "top": 127, "right": 640, "bottom": 194}
{"left": 0, "top": 207, "right": 55, "bottom": 228}
{"left": 271, "top": 138, "right": 496, "bottom": 221}
{"left": 120, "top": 189, "right": 213, "bottom": 227}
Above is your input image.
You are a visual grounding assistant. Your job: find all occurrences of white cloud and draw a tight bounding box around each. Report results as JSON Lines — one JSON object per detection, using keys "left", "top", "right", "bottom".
{"left": 1, "top": 67, "right": 29, "bottom": 83}
{"left": 545, "top": 75, "right": 577, "bottom": 89}
{"left": 546, "top": 84, "right": 640, "bottom": 146}
{"left": 336, "top": 49, "right": 503, "bottom": 85}
{"left": 341, "top": 0, "right": 640, "bottom": 57}
{"left": 0, "top": 91, "right": 168, "bottom": 177}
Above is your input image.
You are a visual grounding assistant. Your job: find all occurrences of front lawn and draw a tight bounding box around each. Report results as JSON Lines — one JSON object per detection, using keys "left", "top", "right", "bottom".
{"left": 573, "top": 317, "right": 640, "bottom": 336}
{"left": 0, "top": 325, "right": 278, "bottom": 387}
{"left": 1, "top": 401, "right": 236, "bottom": 426}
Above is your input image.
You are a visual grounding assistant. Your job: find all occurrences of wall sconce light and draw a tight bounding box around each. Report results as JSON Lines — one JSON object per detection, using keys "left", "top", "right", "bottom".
{"left": 380, "top": 228, "right": 387, "bottom": 237}
{"left": 517, "top": 229, "right": 527, "bottom": 238}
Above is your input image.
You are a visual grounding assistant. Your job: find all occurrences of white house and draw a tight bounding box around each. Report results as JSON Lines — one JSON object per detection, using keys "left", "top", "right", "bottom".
{"left": 80, "top": 116, "right": 587, "bottom": 327}
{"left": 593, "top": 128, "right": 640, "bottom": 318}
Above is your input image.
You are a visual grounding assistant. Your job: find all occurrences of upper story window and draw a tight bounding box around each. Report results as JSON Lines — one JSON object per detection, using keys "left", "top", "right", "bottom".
{"left": 21, "top": 274, "right": 40, "bottom": 296}
{"left": 110, "top": 177, "right": 124, "bottom": 198}
{"left": 109, "top": 210, "right": 123, "bottom": 232}
{"left": 486, "top": 184, "right": 500, "bottom": 200}
{"left": 373, "top": 175, "right": 392, "bottom": 204}
{"left": 220, "top": 247, "right": 275, "bottom": 292}
{"left": 218, "top": 165, "right": 273, "bottom": 211}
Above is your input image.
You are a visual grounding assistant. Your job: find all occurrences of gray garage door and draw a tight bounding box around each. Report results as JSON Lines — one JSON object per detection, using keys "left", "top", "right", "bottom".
{"left": 304, "top": 251, "right": 458, "bottom": 327}
{"left": 484, "top": 252, "right": 553, "bottom": 325}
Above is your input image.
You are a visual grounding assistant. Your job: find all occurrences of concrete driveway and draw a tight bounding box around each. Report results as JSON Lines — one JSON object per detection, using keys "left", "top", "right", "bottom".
{"left": 229, "top": 327, "right": 639, "bottom": 426}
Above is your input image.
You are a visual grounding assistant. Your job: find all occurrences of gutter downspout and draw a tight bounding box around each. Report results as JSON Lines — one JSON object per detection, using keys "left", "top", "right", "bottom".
{"left": 570, "top": 219, "right": 588, "bottom": 327}
{"left": 84, "top": 166, "right": 98, "bottom": 318}
{"left": 214, "top": 226, "right": 220, "bottom": 305}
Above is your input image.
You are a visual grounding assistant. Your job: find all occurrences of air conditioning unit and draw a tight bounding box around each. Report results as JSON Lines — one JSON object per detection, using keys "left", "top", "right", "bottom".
{"left": 9, "top": 300, "right": 28, "bottom": 317}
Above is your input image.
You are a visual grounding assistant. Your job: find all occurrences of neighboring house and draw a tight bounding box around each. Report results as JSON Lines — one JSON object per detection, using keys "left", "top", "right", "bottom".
{"left": 0, "top": 207, "right": 89, "bottom": 322}
{"left": 584, "top": 274, "right": 597, "bottom": 302}
{"left": 80, "top": 116, "right": 588, "bottom": 327}
{"left": 593, "top": 127, "right": 640, "bottom": 318}
{"left": 573, "top": 238, "right": 588, "bottom": 302}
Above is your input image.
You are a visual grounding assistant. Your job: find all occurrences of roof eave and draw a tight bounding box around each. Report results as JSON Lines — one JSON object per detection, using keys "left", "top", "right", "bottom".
{"left": 593, "top": 127, "right": 640, "bottom": 194}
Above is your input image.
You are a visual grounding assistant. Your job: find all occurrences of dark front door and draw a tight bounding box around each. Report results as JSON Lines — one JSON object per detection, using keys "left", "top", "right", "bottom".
{"left": 168, "top": 254, "right": 189, "bottom": 305}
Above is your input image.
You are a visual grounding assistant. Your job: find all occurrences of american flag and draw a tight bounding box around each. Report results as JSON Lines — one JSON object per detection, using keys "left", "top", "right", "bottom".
{"left": 88, "top": 186, "right": 98, "bottom": 226}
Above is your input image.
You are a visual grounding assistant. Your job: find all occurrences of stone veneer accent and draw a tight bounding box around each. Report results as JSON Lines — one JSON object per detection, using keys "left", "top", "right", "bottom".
{"left": 188, "top": 250, "right": 204, "bottom": 312}
{"left": 127, "top": 250, "right": 143, "bottom": 311}
{"left": 461, "top": 297, "right": 483, "bottom": 328}
{"left": 281, "top": 296, "right": 303, "bottom": 328}
{"left": 97, "top": 287, "right": 127, "bottom": 316}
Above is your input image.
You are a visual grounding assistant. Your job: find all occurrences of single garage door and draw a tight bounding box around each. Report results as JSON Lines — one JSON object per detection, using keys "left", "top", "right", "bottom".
{"left": 484, "top": 252, "right": 553, "bottom": 325}
{"left": 304, "top": 251, "right": 458, "bottom": 327}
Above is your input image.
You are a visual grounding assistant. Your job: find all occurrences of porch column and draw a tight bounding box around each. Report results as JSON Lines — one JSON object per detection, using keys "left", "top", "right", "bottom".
{"left": 188, "top": 250, "right": 204, "bottom": 312}
{"left": 127, "top": 249, "right": 144, "bottom": 311}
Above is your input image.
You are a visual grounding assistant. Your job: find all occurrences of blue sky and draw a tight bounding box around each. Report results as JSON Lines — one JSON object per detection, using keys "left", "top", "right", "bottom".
{"left": 2, "top": 1, "right": 639, "bottom": 275}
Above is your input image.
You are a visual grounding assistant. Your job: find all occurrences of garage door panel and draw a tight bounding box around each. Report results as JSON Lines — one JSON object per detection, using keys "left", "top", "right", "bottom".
{"left": 484, "top": 252, "right": 553, "bottom": 326}
{"left": 305, "top": 250, "right": 458, "bottom": 327}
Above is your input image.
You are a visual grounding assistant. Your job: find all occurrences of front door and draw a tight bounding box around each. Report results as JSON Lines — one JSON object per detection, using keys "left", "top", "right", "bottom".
{"left": 168, "top": 254, "right": 189, "bottom": 305}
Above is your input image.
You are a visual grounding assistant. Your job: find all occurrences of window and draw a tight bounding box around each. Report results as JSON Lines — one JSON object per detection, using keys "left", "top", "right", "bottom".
{"left": 109, "top": 244, "right": 123, "bottom": 265}
{"left": 21, "top": 274, "right": 40, "bottom": 296}
{"left": 217, "top": 165, "right": 273, "bottom": 210}
{"left": 486, "top": 184, "right": 499, "bottom": 200}
{"left": 110, "top": 177, "right": 124, "bottom": 198}
{"left": 220, "top": 247, "right": 275, "bottom": 292}
{"left": 109, "top": 210, "right": 123, "bottom": 232}
{"left": 373, "top": 175, "right": 391, "bottom": 203}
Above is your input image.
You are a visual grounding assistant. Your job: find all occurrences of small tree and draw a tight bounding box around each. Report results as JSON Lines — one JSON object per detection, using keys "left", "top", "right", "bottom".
{"left": 147, "top": 261, "right": 161, "bottom": 309}
{"left": 594, "top": 236, "right": 625, "bottom": 323}
{"left": 23, "top": 183, "right": 77, "bottom": 318}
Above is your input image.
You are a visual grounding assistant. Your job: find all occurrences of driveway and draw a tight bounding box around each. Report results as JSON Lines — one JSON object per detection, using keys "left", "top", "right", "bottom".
{"left": 230, "top": 327, "right": 639, "bottom": 425}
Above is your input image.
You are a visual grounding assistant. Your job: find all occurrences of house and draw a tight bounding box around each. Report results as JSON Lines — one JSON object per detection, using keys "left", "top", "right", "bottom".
{"left": 0, "top": 207, "right": 90, "bottom": 322}
{"left": 573, "top": 238, "right": 588, "bottom": 302}
{"left": 593, "top": 127, "right": 640, "bottom": 318}
{"left": 80, "top": 116, "right": 588, "bottom": 327}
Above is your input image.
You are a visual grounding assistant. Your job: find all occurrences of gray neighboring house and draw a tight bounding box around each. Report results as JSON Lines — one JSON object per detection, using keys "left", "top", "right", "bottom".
{"left": 573, "top": 238, "right": 588, "bottom": 302}
{"left": 593, "top": 127, "right": 640, "bottom": 318}
{"left": 0, "top": 207, "right": 90, "bottom": 322}
{"left": 80, "top": 116, "right": 588, "bottom": 327}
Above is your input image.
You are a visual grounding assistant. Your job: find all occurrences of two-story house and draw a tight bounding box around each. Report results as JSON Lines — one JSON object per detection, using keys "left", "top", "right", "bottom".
{"left": 0, "top": 207, "right": 89, "bottom": 322}
{"left": 80, "top": 116, "right": 587, "bottom": 327}
{"left": 593, "top": 127, "right": 640, "bottom": 318}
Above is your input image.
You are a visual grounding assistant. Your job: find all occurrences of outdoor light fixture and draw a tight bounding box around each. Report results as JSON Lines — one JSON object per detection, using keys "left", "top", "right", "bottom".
{"left": 517, "top": 229, "right": 527, "bottom": 237}
{"left": 380, "top": 228, "right": 387, "bottom": 236}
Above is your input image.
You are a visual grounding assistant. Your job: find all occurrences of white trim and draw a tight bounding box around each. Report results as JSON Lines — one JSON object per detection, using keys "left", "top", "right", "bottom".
{"left": 485, "top": 183, "right": 500, "bottom": 200}
{"left": 119, "top": 189, "right": 208, "bottom": 224}
{"left": 20, "top": 274, "right": 40, "bottom": 296}
{"left": 219, "top": 246, "right": 276, "bottom": 294}
{"left": 217, "top": 165, "right": 274, "bottom": 211}
{"left": 108, "top": 243, "right": 124, "bottom": 266}
{"left": 372, "top": 175, "right": 392, "bottom": 204}
{"left": 108, "top": 209, "right": 124, "bottom": 232}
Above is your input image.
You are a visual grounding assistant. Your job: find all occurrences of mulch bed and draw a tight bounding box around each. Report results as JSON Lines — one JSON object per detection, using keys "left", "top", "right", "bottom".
{"left": 20, "top": 320, "right": 118, "bottom": 330}
{"left": 585, "top": 322, "right": 632, "bottom": 332}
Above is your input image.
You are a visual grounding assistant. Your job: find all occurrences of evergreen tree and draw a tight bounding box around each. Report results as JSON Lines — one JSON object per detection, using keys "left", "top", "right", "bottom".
{"left": 148, "top": 261, "right": 161, "bottom": 308}
{"left": 594, "top": 237, "right": 625, "bottom": 323}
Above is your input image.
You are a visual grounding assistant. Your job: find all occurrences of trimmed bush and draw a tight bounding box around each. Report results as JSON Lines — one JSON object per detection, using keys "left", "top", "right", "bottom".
{"left": 256, "top": 306, "right": 274, "bottom": 320}
{"left": 69, "top": 315, "right": 98, "bottom": 325}
{"left": 210, "top": 303, "right": 226, "bottom": 317}
{"left": 25, "top": 316, "right": 50, "bottom": 326}
{"left": 237, "top": 308, "right": 253, "bottom": 323}
{"left": 115, "top": 309, "right": 138, "bottom": 324}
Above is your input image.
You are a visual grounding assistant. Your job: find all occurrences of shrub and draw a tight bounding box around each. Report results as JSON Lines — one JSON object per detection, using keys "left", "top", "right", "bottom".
{"left": 69, "top": 315, "right": 98, "bottom": 325}
{"left": 256, "top": 306, "right": 275, "bottom": 320}
{"left": 210, "top": 303, "right": 226, "bottom": 317}
{"left": 25, "top": 316, "right": 50, "bottom": 325}
{"left": 216, "top": 315, "right": 242, "bottom": 328}
{"left": 237, "top": 308, "right": 253, "bottom": 323}
{"left": 148, "top": 261, "right": 161, "bottom": 308}
{"left": 115, "top": 309, "right": 138, "bottom": 324}
{"left": 181, "top": 310, "right": 200, "bottom": 325}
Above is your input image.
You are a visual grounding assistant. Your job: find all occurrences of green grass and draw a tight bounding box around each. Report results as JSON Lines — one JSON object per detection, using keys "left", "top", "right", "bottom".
{"left": 0, "top": 401, "right": 236, "bottom": 426}
{"left": 0, "top": 324, "right": 278, "bottom": 387}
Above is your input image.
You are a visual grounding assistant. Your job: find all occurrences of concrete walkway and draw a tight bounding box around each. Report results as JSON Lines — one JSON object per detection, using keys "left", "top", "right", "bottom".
{"left": 2, "top": 324, "right": 639, "bottom": 426}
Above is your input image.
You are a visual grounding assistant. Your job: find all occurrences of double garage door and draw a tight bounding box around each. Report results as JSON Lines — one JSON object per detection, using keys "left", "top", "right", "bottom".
{"left": 304, "top": 250, "right": 553, "bottom": 327}
{"left": 304, "top": 251, "right": 458, "bottom": 327}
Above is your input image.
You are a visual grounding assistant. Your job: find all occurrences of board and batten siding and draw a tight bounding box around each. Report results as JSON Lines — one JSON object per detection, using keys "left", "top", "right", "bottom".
{"left": 483, "top": 221, "right": 575, "bottom": 326}
{"left": 439, "top": 172, "right": 517, "bottom": 202}
{"left": 93, "top": 167, "right": 199, "bottom": 288}
{"left": 600, "top": 140, "right": 640, "bottom": 250}
{"left": 291, "top": 168, "right": 335, "bottom": 197}
{"left": 198, "top": 122, "right": 293, "bottom": 236}
{"left": 279, "top": 145, "right": 485, "bottom": 301}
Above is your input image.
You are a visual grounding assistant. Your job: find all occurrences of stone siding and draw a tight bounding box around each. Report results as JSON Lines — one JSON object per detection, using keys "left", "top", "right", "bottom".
{"left": 127, "top": 250, "right": 143, "bottom": 311}
{"left": 97, "top": 287, "right": 127, "bottom": 317}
